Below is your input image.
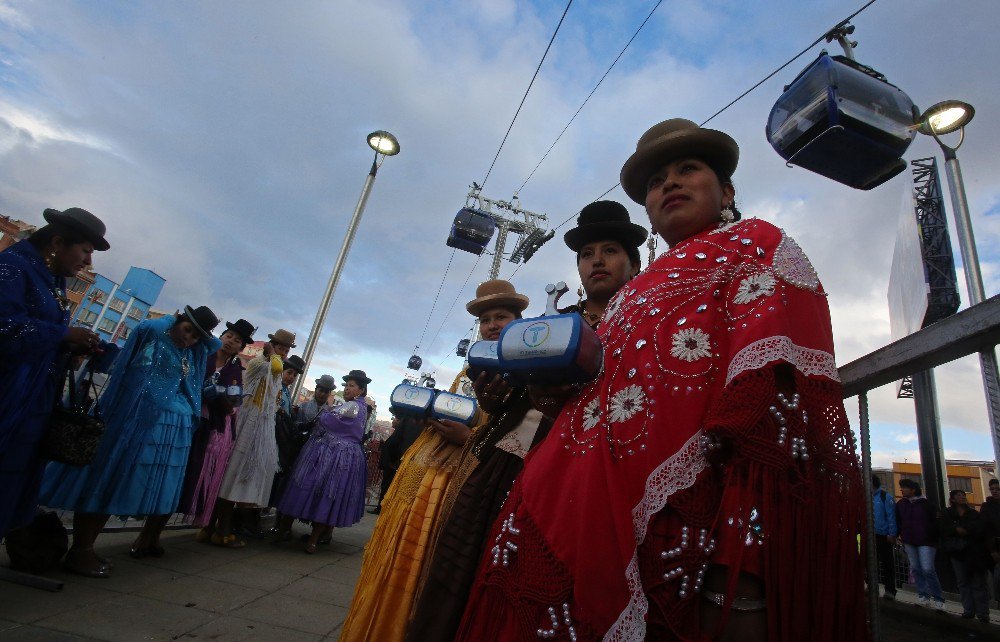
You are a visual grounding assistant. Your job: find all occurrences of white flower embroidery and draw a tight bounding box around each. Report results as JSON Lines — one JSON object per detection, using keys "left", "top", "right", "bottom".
{"left": 733, "top": 272, "right": 776, "bottom": 305}
{"left": 670, "top": 328, "right": 712, "bottom": 362}
{"left": 608, "top": 385, "right": 645, "bottom": 423}
{"left": 582, "top": 398, "right": 601, "bottom": 431}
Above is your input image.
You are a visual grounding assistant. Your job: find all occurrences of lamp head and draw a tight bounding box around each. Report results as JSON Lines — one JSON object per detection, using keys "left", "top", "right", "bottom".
{"left": 918, "top": 100, "right": 975, "bottom": 136}
{"left": 367, "top": 130, "right": 400, "bottom": 156}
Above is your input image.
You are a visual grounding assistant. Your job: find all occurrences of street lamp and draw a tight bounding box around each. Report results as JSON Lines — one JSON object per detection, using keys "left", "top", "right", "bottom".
{"left": 293, "top": 130, "right": 401, "bottom": 401}
{"left": 916, "top": 100, "right": 1000, "bottom": 473}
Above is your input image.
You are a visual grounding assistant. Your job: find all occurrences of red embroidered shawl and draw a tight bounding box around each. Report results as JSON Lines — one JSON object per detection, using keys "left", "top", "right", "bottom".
{"left": 456, "top": 219, "right": 866, "bottom": 641}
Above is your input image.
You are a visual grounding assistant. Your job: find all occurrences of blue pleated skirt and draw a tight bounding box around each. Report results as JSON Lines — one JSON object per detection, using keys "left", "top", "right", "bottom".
{"left": 38, "top": 407, "right": 194, "bottom": 517}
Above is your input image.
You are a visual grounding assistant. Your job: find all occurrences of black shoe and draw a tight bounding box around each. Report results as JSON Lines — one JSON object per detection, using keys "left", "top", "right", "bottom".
{"left": 961, "top": 612, "right": 975, "bottom": 619}
{"left": 978, "top": 616, "right": 990, "bottom": 624}
{"left": 368, "top": 507, "right": 381, "bottom": 515}
{"left": 299, "top": 533, "right": 331, "bottom": 546}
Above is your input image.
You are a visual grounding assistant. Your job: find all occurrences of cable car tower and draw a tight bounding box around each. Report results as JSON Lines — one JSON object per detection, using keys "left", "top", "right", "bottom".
{"left": 448, "top": 183, "right": 554, "bottom": 280}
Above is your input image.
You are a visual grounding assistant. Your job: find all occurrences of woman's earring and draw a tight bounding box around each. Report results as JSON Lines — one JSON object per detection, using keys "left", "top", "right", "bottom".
{"left": 720, "top": 204, "right": 736, "bottom": 224}
{"left": 576, "top": 285, "right": 584, "bottom": 307}
{"left": 44, "top": 251, "right": 57, "bottom": 270}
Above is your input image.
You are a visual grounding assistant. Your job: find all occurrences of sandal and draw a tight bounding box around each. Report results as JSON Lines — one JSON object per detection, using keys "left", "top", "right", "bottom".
{"left": 64, "top": 549, "right": 111, "bottom": 579}
{"left": 304, "top": 543, "right": 317, "bottom": 554}
{"left": 210, "top": 533, "right": 247, "bottom": 549}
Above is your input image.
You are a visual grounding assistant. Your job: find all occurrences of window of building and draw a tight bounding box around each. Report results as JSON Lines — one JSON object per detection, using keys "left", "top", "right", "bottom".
{"left": 98, "top": 318, "right": 116, "bottom": 333}
{"left": 109, "top": 298, "right": 126, "bottom": 313}
{"left": 127, "top": 306, "right": 144, "bottom": 320}
{"left": 66, "top": 277, "right": 89, "bottom": 293}
{"left": 948, "top": 476, "right": 973, "bottom": 493}
{"left": 118, "top": 325, "right": 130, "bottom": 340}
{"left": 79, "top": 310, "right": 98, "bottom": 326}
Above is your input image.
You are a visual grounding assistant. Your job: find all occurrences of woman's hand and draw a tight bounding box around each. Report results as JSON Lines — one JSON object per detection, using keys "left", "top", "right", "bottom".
{"left": 428, "top": 418, "right": 471, "bottom": 447}
{"left": 473, "top": 372, "right": 512, "bottom": 414}
{"left": 527, "top": 384, "right": 577, "bottom": 419}
{"left": 63, "top": 326, "right": 100, "bottom": 354}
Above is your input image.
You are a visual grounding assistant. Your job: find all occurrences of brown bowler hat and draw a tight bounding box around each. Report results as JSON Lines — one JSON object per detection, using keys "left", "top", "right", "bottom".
{"left": 268, "top": 328, "right": 297, "bottom": 347}
{"left": 620, "top": 118, "right": 739, "bottom": 205}
{"left": 466, "top": 280, "right": 529, "bottom": 317}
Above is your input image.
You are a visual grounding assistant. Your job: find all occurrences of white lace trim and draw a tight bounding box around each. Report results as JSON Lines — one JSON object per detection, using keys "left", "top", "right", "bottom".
{"left": 726, "top": 335, "right": 839, "bottom": 386}
{"left": 605, "top": 432, "right": 708, "bottom": 642}
{"left": 772, "top": 233, "right": 820, "bottom": 291}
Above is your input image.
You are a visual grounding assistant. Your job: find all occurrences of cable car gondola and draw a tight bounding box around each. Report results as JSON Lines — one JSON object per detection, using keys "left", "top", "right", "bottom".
{"left": 446, "top": 208, "right": 496, "bottom": 255}
{"left": 766, "top": 51, "right": 918, "bottom": 190}
{"left": 456, "top": 338, "right": 470, "bottom": 357}
{"left": 407, "top": 354, "right": 423, "bottom": 370}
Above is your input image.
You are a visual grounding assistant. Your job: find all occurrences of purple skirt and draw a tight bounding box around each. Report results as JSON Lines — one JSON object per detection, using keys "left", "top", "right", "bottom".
{"left": 277, "top": 431, "right": 366, "bottom": 527}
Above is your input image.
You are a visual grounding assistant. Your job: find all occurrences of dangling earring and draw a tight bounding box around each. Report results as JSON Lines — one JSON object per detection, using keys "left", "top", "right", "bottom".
{"left": 576, "top": 285, "right": 584, "bottom": 307}
{"left": 720, "top": 204, "right": 736, "bottom": 224}
{"left": 44, "top": 251, "right": 57, "bottom": 271}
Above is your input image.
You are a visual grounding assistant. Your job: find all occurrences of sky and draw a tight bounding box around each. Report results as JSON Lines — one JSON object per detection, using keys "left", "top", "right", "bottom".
{"left": 1, "top": 0, "right": 998, "bottom": 470}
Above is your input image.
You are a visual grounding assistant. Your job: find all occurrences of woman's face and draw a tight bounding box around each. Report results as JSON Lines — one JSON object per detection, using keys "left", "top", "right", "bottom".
{"left": 578, "top": 240, "right": 637, "bottom": 302}
{"left": 900, "top": 485, "right": 915, "bottom": 498}
{"left": 343, "top": 379, "right": 363, "bottom": 401}
{"left": 644, "top": 157, "right": 734, "bottom": 246}
{"left": 271, "top": 341, "right": 291, "bottom": 358}
{"left": 170, "top": 319, "right": 201, "bottom": 349}
{"left": 478, "top": 306, "right": 518, "bottom": 341}
{"left": 51, "top": 239, "right": 94, "bottom": 277}
{"left": 281, "top": 368, "right": 298, "bottom": 386}
{"left": 219, "top": 330, "right": 243, "bottom": 356}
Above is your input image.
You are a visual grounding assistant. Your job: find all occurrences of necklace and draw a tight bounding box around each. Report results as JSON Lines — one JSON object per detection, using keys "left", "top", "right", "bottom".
{"left": 181, "top": 357, "right": 190, "bottom": 378}
{"left": 49, "top": 280, "right": 70, "bottom": 313}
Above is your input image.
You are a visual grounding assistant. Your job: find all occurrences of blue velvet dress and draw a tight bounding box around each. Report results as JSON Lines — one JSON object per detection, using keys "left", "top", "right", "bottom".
{"left": 0, "top": 240, "right": 70, "bottom": 537}
{"left": 39, "top": 316, "right": 221, "bottom": 516}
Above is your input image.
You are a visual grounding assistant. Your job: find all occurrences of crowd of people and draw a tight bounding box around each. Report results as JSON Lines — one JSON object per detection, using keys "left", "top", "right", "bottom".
{"left": 2, "top": 118, "right": 876, "bottom": 640}
{"left": 873, "top": 475, "right": 1000, "bottom": 623}
{"left": 0, "top": 210, "right": 377, "bottom": 575}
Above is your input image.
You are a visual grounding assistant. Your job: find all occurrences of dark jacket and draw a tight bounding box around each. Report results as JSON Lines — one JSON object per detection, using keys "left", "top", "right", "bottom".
{"left": 940, "top": 505, "right": 992, "bottom": 569}
{"left": 897, "top": 496, "right": 936, "bottom": 546}
{"left": 979, "top": 496, "right": 1000, "bottom": 553}
{"left": 379, "top": 417, "right": 424, "bottom": 471}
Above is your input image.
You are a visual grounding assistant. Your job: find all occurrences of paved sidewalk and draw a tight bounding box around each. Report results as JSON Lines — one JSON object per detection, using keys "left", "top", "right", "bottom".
{"left": 0, "top": 514, "right": 377, "bottom": 640}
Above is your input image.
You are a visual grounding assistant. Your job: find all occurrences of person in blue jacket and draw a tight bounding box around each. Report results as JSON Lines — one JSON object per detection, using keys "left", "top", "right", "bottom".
{"left": 40, "top": 306, "right": 221, "bottom": 577}
{"left": 0, "top": 207, "right": 109, "bottom": 538}
{"left": 872, "top": 475, "right": 898, "bottom": 599}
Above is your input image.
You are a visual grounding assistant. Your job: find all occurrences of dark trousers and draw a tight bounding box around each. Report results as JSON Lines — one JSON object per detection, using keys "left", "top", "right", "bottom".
{"left": 377, "top": 468, "right": 396, "bottom": 507}
{"left": 951, "top": 558, "right": 989, "bottom": 618}
{"left": 875, "top": 535, "right": 897, "bottom": 595}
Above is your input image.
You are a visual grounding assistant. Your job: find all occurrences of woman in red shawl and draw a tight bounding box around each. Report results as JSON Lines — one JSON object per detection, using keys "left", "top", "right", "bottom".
{"left": 455, "top": 119, "right": 867, "bottom": 641}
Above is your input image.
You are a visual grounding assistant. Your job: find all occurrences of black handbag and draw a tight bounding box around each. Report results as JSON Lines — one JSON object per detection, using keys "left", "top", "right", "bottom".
{"left": 40, "top": 365, "right": 106, "bottom": 466}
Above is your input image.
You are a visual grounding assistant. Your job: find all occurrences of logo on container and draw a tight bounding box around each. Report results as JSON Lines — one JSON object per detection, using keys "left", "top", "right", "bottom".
{"left": 522, "top": 321, "right": 550, "bottom": 348}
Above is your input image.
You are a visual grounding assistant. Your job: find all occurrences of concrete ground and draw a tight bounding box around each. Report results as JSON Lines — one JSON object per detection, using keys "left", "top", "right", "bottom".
{"left": 2, "top": 513, "right": 1000, "bottom": 641}
{"left": 0, "top": 514, "right": 376, "bottom": 641}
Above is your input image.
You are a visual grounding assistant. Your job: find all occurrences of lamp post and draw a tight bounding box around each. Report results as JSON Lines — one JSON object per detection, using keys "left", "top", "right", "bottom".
{"left": 292, "top": 130, "right": 400, "bottom": 401}
{"left": 916, "top": 101, "right": 1000, "bottom": 472}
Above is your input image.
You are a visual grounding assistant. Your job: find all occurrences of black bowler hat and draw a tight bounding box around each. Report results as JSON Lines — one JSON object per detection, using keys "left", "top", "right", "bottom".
{"left": 343, "top": 369, "right": 372, "bottom": 385}
{"left": 563, "top": 200, "right": 648, "bottom": 252}
{"left": 183, "top": 305, "right": 221, "bottom": 338}
{"left": 225, "top": 319, "right": 255, "bottom": 344}
{"left": 283, "top": 355, "right": 306, "bottom": 374}
{"left": 43, "top": 207, "right": 110, "bottom": 251}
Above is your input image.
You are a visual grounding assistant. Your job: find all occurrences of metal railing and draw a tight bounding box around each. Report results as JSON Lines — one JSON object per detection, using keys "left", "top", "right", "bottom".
{"left": 841, "top": 294, "right": 1000, "bottom": 640}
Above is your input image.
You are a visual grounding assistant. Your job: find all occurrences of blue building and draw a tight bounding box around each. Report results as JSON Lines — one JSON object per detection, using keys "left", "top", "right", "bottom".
{"left": 70, "top": 267, "right": 166, "bottom": 346}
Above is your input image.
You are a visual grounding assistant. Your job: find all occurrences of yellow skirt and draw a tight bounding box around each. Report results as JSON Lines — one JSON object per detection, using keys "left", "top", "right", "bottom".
{"left": 338, "top": 427, "right": 468, "bottom": 642}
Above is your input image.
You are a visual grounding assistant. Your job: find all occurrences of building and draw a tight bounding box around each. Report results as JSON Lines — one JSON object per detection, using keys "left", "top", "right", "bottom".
{"left": 0, "top": 215, "right": 35, "bottom": 251}
{"left": 71, "top": 267, "right": 166, "bottom": 346}
{"left": 877, "top": 460, "right": 997, "bottom": 507}
{"left": 65, "top": 267, "right": 97, "bottom": 315}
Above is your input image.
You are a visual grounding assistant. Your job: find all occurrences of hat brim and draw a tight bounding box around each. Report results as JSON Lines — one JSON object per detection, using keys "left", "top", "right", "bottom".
{"left": 183, "top": 305, "right": 212, "bottom": 338}
{"left": 225, "top": 322, "right": 254, "bottom": 343}
{"left": 619, "top": 129, "right": 739, "bottom": 204}
{"left": 267, "top": 333, "right": 297, "bottom": 348}
{"left": 342, "top": 375, "right": 372, "bottom": 385}
{"left": 564, "top": 221, "right": 648, "bottom": 252}
{"left": 43, "top": 208, "right": 110, "bottom": 251}
{"left": 466, "top": 292, "right": 530, "bottom": 318}
{"left": 283, "top": 360, "right": 305, "bottom": 374}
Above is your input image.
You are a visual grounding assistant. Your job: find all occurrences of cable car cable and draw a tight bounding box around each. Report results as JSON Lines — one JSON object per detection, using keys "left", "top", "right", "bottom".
{"left": 700, "top": 0, "right": 879, "bottom": 126}
{"left": 413, "top": 246, "right": 457, "bottom": 353}
{"left": 515, "top": 0, "right": 666, "bottom": 197}
{"left": 424, "top": 253, "right": 484, "bottom": 357}
{"left": 480, "top": 0, "right": 575, "bottom": 191}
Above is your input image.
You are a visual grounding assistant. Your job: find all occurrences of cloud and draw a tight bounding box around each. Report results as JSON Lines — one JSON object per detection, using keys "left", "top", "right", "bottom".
{"left": 0, "top": 0, "right": 998, "bottom": 433}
